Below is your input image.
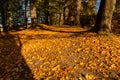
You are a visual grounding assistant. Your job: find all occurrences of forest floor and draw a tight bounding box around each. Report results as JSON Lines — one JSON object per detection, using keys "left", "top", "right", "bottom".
{"left": 0, "top": 24, "right": 120, "bottom": 80}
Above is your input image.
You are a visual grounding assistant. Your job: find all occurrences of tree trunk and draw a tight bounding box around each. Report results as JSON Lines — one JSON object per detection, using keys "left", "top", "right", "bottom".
{"left": 25, "top": 0, "right": 28, "bottom": 28}
{"left": 30, "top": 0, "right": 37, "bottom": 27}
{"left": 94, "top": 0, "right": 116, "bottom": 33}
{"left": 44, "top": 0, "right": 49, "bottom": 25}
{"left": 63, "top": 7, "right": 66, "bottom": 24}
{"left": 1, "top": 2, "right": 8, "bottom": 32}
{"left": 1, "top": 10, "right": 7, "bottom": 32}
{"left": 76, "top": 0, "right": 81, "bottom": 26}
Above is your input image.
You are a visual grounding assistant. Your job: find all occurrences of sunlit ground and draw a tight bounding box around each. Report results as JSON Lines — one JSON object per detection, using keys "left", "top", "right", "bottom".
{"left": 0, "top": 25, "right": 120, "bottom": 80}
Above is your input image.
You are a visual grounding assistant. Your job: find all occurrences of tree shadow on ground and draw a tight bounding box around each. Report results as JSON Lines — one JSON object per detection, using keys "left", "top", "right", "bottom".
{"left": 35, "top": 24, "right": 88, "bottom": 33}
{"left": 21, "top": 24, "right": 97, "bottom": 40}
{"left": 24, "top": 32, "right": 97, "bottom": 40}
{"left": 0, "top": 32, "right": 34, "bottom": 80}
{"left": 35, "top": 24, "right": 120, "bottom": 36}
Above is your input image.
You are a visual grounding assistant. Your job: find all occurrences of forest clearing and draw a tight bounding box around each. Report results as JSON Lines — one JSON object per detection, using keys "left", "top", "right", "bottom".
{"left": 0, "top": 25, "right": 120, "bottom": 80}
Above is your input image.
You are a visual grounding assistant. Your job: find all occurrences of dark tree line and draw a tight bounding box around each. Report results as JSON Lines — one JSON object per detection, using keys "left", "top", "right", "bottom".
{"left": 0, "top": 0, "right": 119, "bottom": 33}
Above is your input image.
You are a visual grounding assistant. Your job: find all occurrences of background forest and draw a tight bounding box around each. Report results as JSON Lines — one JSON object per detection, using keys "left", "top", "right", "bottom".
{"left": 0, "top": 0, "right": 119, "bottom": 33}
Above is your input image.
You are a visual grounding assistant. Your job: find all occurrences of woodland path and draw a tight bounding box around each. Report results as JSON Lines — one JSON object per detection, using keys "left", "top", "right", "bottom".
{"left": 0, "top": 24, "right": 120, "bottom": 80}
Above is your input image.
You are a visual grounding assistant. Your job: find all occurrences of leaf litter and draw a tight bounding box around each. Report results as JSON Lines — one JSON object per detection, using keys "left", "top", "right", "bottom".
{"left": 0, "top": 25, "right": 120, "bottom": 80}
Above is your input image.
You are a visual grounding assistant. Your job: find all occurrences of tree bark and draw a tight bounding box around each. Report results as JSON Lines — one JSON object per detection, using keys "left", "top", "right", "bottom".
{"left": 94, "top": 0, "right": 116, "bottom": 33}
{"left": 44, "top": 0, "right": 49, "bottom": 25}
{"left": 1, "top": 2, "right": 8, "bottom": 32}
{"left": 76, "top": 0, "right": 81, "bottom": 26}
{"left": 30, "top": 0, "right": 37, "bottom": 27}
{"left": 25, "top": 0, "right": 28, "bottom": 29}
